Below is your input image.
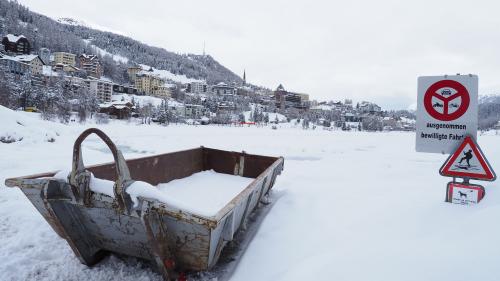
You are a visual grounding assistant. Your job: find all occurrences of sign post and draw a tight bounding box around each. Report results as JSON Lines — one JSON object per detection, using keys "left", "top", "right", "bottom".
{"left": 416, "top": 75, "right": 478, "bottom": 154}
{"left": 415, "top": 74, "right": 496, "bottom": 205}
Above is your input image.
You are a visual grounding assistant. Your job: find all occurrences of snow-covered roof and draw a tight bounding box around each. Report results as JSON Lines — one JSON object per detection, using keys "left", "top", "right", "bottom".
{"left": 16, "top": 54, "right": 43, "bottom": 64}
{"left": 0, "top": 55, "right": 29, "bottom": 66}
{"left": 99, "top": 76, "right": 113, "bottom": 83}
{"left": 80, "top": 54, "right": 98, "bottom": 60}
{"left": 4, "top": 34, "right": 26, "bottom": 43}
{"left": 99, "top": 102, "right": 134, "bottom": 109}
{"left": 137, "top": 70, "right": 163, "bottom": 79}
{"left": 42, "top": 65, "right": 57, "bottom": 77}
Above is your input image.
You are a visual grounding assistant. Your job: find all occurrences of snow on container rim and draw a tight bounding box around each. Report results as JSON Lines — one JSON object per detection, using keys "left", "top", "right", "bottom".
{"left": 54, "top": 169, "right": 253, "bottom": 217}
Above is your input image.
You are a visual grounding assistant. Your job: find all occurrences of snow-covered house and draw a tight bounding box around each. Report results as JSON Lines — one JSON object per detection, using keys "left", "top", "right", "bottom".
{"left": 99, "top": 101, "right": 134, "bottom": 119}
{"left": 183, "top": 104, "right": 205, "bottom": 119}
{"left": 358, "top": 101, "right": 382, "bottom": 114}
{"left": 152, "top": 84, "right": 174, "bottom": 99}
{"left": 0, "top": 55, "right": 30, "bottom": 75}
{"left": 53, "top": 63, "right": 80, "bottom": 76}
{"left": 1, "top": 34, "right": 30, "bottom": 54}
{"left": 16, "top": 54, "right": 45, "bottom": 76}
{"left": 211, "top": 82, "right": 237, "bottom": 95}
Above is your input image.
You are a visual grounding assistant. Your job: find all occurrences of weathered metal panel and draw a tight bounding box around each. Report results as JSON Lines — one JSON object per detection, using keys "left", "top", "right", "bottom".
{"left": 88, "top": 148, "right": 204, "bottom": 185}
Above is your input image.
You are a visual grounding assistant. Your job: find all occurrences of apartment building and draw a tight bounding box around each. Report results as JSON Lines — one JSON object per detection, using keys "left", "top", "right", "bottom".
{"left": 127, "top": 66, "right": 142, "bottom": 83}
{"left": 211, "top": 82, "right": 237, "bottom": 95}
{"left": 274, "top": 84, "right": 310, "bottom": 111}
{"left": 152, "top": 85, "right": 172, "bottom": 99}
{"left": 135, "top": 72, "right": 165, "bottom": 95}
{"left": 85, "top": 78, "right": 113, "bottom": 103}
{"left": 79, "top": 54, "right": 102, "bottom": 78}
{"left": 53, "top": 52, "right": 76, "bottom": 66}
{"left": 187, "top": 82, "right": 208, "bottom": 94}
{"left": 16, "top": 54, "right": 45, "bottom": 76}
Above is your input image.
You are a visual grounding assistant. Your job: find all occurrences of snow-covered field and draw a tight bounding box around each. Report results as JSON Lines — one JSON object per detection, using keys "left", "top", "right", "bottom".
{"left": 1, "top": 109, "right": 500, "bottom": 281}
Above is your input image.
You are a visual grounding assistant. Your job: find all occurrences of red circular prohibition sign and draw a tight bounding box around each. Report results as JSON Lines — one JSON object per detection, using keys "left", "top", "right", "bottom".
{"left": 423, "top": 80, "right": 470, "bottom": 121}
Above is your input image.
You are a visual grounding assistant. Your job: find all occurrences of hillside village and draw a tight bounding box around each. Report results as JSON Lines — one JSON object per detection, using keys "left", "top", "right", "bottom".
{"left": 0, "top": 32, "right": 419, "bottom": 131}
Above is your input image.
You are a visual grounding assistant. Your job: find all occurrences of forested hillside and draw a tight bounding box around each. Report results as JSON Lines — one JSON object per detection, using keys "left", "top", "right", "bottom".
{"left": 0, "top": 0, "right": 242, "bottom": 84}
{"left": 479, "top": 95, "right": 500, "bottom": 130}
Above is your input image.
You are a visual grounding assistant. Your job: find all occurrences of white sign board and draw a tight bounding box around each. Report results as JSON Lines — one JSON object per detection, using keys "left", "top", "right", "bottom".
{"left": 416, "top": 75, "right": 478, "bottom": 153}
{"left": 446, "top": 182, "right": 484, "bottom": 205}
{"left": 451, "top": 185, "right": 480, "bottom": 205}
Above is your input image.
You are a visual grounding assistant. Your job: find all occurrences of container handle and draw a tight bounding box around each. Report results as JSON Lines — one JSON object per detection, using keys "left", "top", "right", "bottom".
{"left": 70, "top": 128, "right": 132, "bottom": 210}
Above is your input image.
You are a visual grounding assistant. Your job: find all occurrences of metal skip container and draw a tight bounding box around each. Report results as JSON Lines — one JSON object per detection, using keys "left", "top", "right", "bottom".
{"left": 5, "top": 128, "right": 284, "bottom": 280}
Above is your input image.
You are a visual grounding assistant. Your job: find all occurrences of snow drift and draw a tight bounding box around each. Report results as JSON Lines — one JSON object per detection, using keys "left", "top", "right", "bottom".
{"left": 0, "top": 105, "right": 64, "bottom": 143}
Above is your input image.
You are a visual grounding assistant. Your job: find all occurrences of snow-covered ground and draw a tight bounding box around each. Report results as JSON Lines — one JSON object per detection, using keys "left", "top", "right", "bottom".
{"left": 138, "top": 64, "right": 204, "bottom": 84}
{"left": 111, "top": 94, "right": 183, "bottom": 107}
{"left": 243, "top": 110, "right": 287, "bottom": 123}
{"left": 82, "top": 39, "right": 129, "bottom": 64}
{"left": 1, "top": 109, "right": 500, "bottom": 281}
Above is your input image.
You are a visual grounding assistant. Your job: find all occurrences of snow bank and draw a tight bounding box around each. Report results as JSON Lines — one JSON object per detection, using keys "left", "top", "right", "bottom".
{"left": 0, "top": 106, "right": 63, "bottom": 144}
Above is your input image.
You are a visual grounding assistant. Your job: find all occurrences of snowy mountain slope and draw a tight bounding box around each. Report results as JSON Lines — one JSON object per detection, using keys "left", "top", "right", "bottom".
{"left": 56, "top": 17, "right": 86, "bottom": 27}
{"left": 82, "top": 39, "right": 129, "bottom": 64}
{"left": 1, "top": 119, "right": 500, "bottom": 281}
{"left": 0, "top": 0, "right": 243, "bottom": 84}
{"left": 138, "top": 64, "right": 203, "bottom": 84}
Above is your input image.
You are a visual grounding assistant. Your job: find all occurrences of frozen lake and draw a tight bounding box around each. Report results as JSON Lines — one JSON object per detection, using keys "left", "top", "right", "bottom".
{"left": 1, "top": 109, "right": 499, "bottom": 281}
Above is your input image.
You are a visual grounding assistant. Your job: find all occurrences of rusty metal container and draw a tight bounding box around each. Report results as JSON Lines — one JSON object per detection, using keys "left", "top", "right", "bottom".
{"left": 5, "top": 128, "right": 284, "bottom": 280}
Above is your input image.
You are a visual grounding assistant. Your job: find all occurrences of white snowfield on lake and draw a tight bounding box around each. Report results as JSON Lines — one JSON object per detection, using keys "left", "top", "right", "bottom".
{"left": 1, "top": 107, "right": 500, "bottom": 281}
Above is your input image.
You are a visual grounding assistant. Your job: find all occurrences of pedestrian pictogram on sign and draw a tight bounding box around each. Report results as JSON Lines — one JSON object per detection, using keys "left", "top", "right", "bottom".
{"left": 440, "top": 136, "right": 496, "bottom": 181}
{"left": 423, "top": 80, "right": 470, "bottom": 121}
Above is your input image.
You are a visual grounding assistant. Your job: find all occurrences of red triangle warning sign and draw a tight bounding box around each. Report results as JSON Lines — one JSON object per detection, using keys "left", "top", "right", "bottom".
{"left": 440, "top": 136, "right": 496, "bottom": 181}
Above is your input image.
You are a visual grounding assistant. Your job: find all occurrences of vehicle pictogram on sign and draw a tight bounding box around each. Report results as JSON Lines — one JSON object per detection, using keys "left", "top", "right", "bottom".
{"left": 423, "top": 80, "right": 470, "bottom": 121}
{"left": 440, "top": 136, "right": 496, "bottom": 181}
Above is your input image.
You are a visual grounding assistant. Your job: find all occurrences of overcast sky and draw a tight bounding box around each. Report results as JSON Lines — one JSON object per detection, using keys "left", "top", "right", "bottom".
{"left": 17, "top": 0, "right": 500, "bottom": 109}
